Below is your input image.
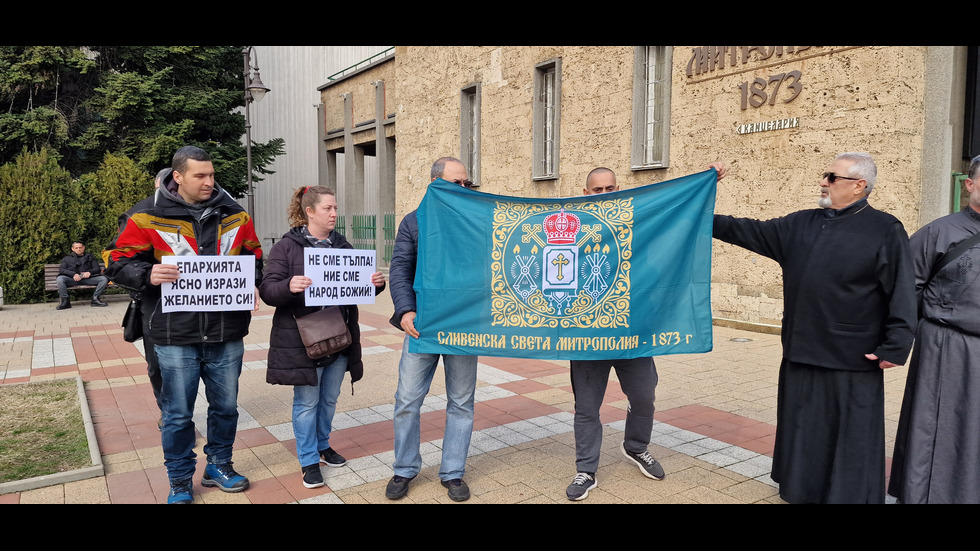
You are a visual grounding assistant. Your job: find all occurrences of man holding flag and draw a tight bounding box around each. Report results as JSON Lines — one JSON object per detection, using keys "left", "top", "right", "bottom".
{"left": 385, "top": 157, "right": 479, "bottom": 502}
{"left": 565, "top": 164, "right": 727, "bottom": 501}
{"left": 398, "top": 155, "right": 725, "bottom": 502}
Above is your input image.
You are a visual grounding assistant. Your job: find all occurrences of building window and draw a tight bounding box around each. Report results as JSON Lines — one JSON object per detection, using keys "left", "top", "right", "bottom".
{"left": 632, "top": 46, "right": 672, "bottom": 169}
{"left": 533, "top": 58, "right": 561, "bottom": 180}
{"left": 461, "top": 83, "right": 481, "bottom": 187}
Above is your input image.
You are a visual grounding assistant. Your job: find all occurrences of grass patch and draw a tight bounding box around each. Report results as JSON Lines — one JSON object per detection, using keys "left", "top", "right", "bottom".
{"left": 0, "top": 379, "right": 92, "bottom": 484}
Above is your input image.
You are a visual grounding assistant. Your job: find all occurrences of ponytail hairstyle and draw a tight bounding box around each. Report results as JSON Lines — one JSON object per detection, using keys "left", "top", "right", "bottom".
{"left": 287, "top": 186, "right": 336, "bottom": 227}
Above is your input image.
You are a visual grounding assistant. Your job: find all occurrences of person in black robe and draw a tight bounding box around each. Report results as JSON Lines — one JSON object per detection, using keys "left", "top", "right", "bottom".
{"left": 713, "top": 152, "right": 917, "bottom": 503}
{"left": 888, "top": 155, "right": 980, "bottom": 504}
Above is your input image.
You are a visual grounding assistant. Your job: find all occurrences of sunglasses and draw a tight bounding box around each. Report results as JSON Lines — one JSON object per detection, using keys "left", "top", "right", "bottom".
{"left": 822, "top": 172, "right": 861, "bottom": 184}
{"left": 452, "top": 179, "right": 475, "bottom": 188}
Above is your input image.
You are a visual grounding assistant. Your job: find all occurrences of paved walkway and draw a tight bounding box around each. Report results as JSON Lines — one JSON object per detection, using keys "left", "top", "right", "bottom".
{"left": 0, "top": 290, "right": 910, "bottom": 504}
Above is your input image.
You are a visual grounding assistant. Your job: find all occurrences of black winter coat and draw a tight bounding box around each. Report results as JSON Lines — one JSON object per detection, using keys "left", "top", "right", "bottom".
{"left": 104, "top": 177, "right": 263, "bottom": 346}
{"left": 259, "top": 226, "right": 386, "bottom": 386}
{"left": 59, "top": 252, "right": 103, "bottom": 278}
{"left": 388, "top": 210, "right": 418, "bottom": 329}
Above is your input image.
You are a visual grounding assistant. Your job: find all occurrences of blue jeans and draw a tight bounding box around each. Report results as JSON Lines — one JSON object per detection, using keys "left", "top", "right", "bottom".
{"left": 56, "top": 274, "right": 108, "bottom": 298}
{"left": 392, "top": 336, "right": 477, "bottom": 481}
{"left": 155, "top": 340, "right": 244, "bottom": 482}
{"left": 293, "top": 355, "right": 348, "bottom": 467}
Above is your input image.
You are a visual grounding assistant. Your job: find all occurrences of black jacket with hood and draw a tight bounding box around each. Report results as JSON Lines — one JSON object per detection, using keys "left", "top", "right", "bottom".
{"left": 104, "top": 172, "right": 263, "bottom": 346}
{"left": 259, "top": 226, "right": 385, "bottom": 387}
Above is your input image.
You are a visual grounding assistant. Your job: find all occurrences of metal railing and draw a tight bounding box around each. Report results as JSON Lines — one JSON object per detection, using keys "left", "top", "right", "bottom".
{"left": 953, "top": 172, "right": 969, "bottom": 212}
{"left": 326, "top": 47, "right": 395, "bottom": 82}
{"left": 336, "top": 212, "right": 396, "bottom": 266}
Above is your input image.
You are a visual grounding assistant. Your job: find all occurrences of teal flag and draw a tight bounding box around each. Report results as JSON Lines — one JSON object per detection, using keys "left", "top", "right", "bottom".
{"left": 410, "top": 169, "right": 717, "bottom": 360}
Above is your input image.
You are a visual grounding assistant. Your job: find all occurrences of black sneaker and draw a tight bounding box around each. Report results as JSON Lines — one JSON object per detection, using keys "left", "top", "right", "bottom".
{"left": 440, "top": 478, "right": 470, "bottom": 502}
{"left": 302, "top": 464, "right": 324, "bottom": 488}
{"left": 566, "top": 472, "right": 597, "bottom": 501}
{"left": 385, "top": 474, "right": 415, "bottom": 500}
{"left": 319, "top": 447, "right": 347, "bottom": 468}
{"left": 621, "top": 442, "right": 665, "bottom": 480}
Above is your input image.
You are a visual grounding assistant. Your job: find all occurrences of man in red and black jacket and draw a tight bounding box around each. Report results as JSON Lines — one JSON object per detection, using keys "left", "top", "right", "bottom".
{"left": 104, "top": 146, "right": 263, "bottom": 504}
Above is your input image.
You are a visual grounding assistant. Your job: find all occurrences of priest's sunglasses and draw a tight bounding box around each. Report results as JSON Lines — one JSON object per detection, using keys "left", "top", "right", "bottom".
{"left": 822, "top": 172, "right": 862, "bottom": 184}
{"left": 452, "top": 178, "right": 475, "bottom": 188}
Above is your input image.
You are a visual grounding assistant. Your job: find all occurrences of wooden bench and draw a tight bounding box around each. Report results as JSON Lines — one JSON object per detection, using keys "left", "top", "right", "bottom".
{"left": 44, "top": 264, "right": 113, "bottom": 293}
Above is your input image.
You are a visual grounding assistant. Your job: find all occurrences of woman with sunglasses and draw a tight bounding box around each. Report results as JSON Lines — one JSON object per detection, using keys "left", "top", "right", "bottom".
{"left": 259, "top": 186, "right": 386, "bottom": 489}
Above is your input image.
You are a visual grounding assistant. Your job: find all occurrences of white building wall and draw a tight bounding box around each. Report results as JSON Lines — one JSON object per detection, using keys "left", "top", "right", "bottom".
{"left": 243, "top": 46, "right": 391, "bottom": 246}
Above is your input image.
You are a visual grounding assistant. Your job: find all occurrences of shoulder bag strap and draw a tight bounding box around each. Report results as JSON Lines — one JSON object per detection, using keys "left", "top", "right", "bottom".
{"left": 923, "top": 230, "right": 980, "bottom": 289}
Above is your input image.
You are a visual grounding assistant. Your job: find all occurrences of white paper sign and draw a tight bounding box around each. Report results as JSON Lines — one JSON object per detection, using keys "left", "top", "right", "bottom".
{"left": 160, "top": 255, "right": 256, "bottom": 312}
{"left": 303, "top": 248, "right": 377, "bottom": 306}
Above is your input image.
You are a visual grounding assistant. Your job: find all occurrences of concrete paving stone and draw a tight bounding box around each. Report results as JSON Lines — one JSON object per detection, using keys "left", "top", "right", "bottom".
{"left": 679, "top": 485, "right": 745, "bottom": 504}
{"left": 477, "top": 364, "right": 526, "bottom": 384}
{"left": 474, "top": 384, "right": 516, "bottom": 401}
{"left": 1, "top": 291, "right": 912, "bottom": 504}
{"left": 468, "top": 433, "right": 510, "bottom": 453}
{"left": 135, "top": 446, "right": 165, "bottom": 466}
{"left": 699, "top": 446, "right": 760, "bottom": 467}
{"left": 18, "top": 483, "right": 67, "bottom": 504}
{"left": 199, "top": 489, "right": 250, "bottom": 504}
{"left": 360, "top": 345, "right": 392, "bottom": 356}
{"left": 480, "top": 425, "right": 525, "bottom": 446}
{"left": 675, "top": 440, "right": 730, "bottom": 458}
{"left": 419, "top": 450, "right": 442, "bottom": 469}
{"left": 103, "top": 458, "right": 145, "bottom": 476}
{"left": 329, "top": 412, "right": 360, "bottom": 430}
{"left": 346, "top": 408, "right": 389, "bottom": 425}
{"left": 726, "top": 455, "right": 774, "bottom": 479}
{"left": 351, "top": 463, "right": 393, "bottom": 484}
{"left": 299, "top": 492, "right": 344, "bottom": 504}
{"left": 64, "top": 477, "right": 111, "bottom": 504}
{"left": 3, "top": 369, "right": 30, "bottom": 380}
{"left": 720, "top": 479, "right": 781, "bottom": 502}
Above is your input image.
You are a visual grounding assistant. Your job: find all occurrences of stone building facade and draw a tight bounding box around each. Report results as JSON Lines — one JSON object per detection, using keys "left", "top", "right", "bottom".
{"left": 318, "top": 46, "right": 972, "bottom": 329}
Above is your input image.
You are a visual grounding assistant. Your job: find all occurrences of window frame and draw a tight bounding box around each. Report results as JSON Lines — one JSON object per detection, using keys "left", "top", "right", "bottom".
{"left": 533, "top": 58, "right": 562, "bottom": 181}
{"left": 631, "top": 46, "right": 672, "bottom": 170}
{"left": 460, "top": 82, "right": 482, "bottom": 187}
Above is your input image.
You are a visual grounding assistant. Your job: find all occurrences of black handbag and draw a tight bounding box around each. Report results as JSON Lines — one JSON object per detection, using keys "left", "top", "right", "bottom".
{"left": 122, "top": 298, "right": 143, "bottom": 342}
{"left": 294, "top": 306, "right": 352, "bottom": 359}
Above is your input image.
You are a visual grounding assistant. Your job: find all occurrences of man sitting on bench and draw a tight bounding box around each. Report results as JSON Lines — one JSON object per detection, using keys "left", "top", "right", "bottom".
{"left": 56, "top": 241, "right": 109, "bottom": 309}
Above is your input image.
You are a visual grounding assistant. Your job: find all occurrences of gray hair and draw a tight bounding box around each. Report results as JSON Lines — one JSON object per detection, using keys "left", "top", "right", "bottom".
{"left": 968, "top": 154, "right": 980, "bottom": 180}
{"left": 430, "top": 157, "right": 464, "bottom": 180}
{"left": 835, "top": 152, "right": 877, "bottom": 194}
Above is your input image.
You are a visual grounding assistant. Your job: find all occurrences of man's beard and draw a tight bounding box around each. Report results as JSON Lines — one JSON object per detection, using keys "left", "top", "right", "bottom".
{"left": 817, "top": 195, "right": 832, "bottom": 208}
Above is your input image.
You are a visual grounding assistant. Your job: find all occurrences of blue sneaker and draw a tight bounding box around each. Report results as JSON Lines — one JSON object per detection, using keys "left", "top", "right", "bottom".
{"left": 201, "top": 462, "right": 249, "bottom": 493}
{"left": 167, "top": 477, "right": 193, "bottom": 504}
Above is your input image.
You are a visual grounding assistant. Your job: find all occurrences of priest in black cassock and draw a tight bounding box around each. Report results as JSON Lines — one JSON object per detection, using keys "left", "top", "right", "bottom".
{"left": 713, "top": 152, "right": 917, "bottom": 504}
{"left": 888, "top": 155, "right": 980, "bottom": 504}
